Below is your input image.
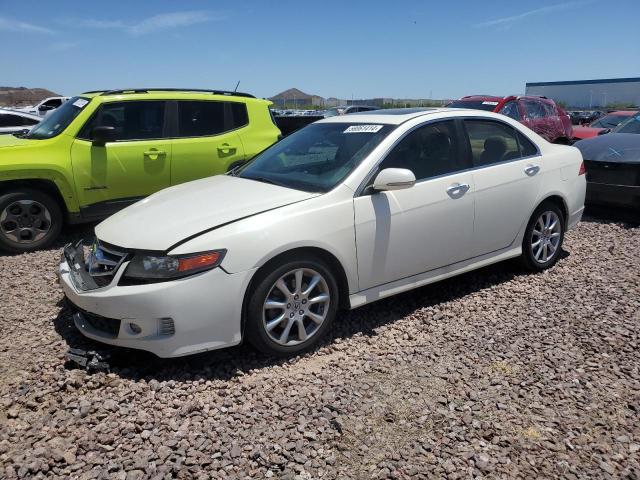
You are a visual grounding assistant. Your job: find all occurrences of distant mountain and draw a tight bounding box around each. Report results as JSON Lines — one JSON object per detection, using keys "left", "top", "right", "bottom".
{"left": 0, "top": 87, "right": 60, "bottom": 107}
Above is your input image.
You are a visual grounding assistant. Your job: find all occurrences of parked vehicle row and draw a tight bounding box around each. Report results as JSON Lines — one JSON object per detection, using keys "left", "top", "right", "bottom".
{"left": 447, "top": 95, "right": 573, "bottom": 144}
{"left": 0, "top": 108, "right": 41, "bottom": 135}
{"left": 572, "top": 110, "right": 639, "bottom": 140}
{"left": 15, "top": 96, "right": 70, "bottom": 117}
{"left": 0, "top": 88, "right": 280, "bottom": 252}
{"left": 57, "top": 107, "right": 586, "bottom": 357}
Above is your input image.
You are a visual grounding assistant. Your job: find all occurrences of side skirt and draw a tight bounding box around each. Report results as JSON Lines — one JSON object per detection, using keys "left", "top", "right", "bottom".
{"left": 349, "top": 246, "right": 522, "bottom": 309}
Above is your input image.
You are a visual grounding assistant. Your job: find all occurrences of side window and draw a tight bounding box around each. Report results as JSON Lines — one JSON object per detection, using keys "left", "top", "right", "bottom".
{"left": 229, "top": 102, "right": 249, "bottom": 129}
{"left": 21, "top": 116, "right": 39, "bottom": 126}
{"left": 0, "top": 114, "right": 12, "bottom": 127}
{"left": 542, "top": 103, "right": 556, "bottom": 117}
{"left": 464, "top": 120, "right": 522, "bottom": 166}
{"left": 499, "top": 101, "right": 521, "bottom": 120}
{"left": 523, "top": 100, "right": 544, "bottom": 119}
{"left": 516, "top": 131, "right": 538, "bottom": 157}
{"left": 43, "top": 99, "right": 62, "bottom": 108}
{"left": 80, "top": 101, "right": 166, "bottom": 141}
{"left": 379, "top": 120, "right": 463, "bottom": 181}
{"left": 178, "top": 101, "right": 225, "bottom": 137}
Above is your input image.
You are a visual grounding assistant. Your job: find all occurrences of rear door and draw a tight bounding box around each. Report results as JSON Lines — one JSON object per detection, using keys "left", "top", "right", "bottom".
{"left": 70, "top": 100, "right": 172, "bottom": 217}
{"left": 170, "top": 100, "right": 246, "bottom": 185}
{"left": 354, "top": 120, "right": 475, "bottom": 290}
{"left": 464, "top": 119, "right": 543, "bottom": 256}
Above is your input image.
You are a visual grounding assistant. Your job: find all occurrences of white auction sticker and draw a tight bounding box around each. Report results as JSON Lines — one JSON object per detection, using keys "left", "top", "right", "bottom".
{"left": 343, "top": 125, "right": 383, "bottom": 133}
{"left": 73, "top": 98, "right": 89, "bottom": 108}
{"left": 481, "top": 101, "right": 499, "bottom": 106}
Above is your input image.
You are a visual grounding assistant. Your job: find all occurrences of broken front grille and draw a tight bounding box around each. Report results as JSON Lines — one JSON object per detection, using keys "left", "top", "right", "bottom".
{"left": 86, "top": 239, "right": 129, "bottom": 288}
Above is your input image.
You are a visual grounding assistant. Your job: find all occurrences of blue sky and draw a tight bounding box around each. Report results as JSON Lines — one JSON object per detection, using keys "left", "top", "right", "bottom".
{"left": 1, "top": 0, "right": 638, "bottom": 100}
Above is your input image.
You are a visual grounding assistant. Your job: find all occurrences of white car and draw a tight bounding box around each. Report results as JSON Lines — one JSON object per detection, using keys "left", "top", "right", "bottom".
{"left": 58, "top": 108, "right": 586, "bottom": 358}
{"left": 17, "top": 96, "right": 70, "bottom": 117}
{"left": 0, "top": 108, "right": 41, "bottom": 135}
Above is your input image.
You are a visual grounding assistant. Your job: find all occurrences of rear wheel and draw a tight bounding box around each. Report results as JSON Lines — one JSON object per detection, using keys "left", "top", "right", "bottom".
{"left": 245, "top": 256, "right": 338, "bottom": 355}
{"left": 520, "top": 202, "right": 565, "bottom": 271}
{"left": 0, "top": 189, "right": 63, "bottom": 253}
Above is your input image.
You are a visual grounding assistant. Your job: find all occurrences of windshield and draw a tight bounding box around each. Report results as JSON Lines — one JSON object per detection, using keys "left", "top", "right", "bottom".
{"left": 447, "top": 100, "right": 498, "bottom": 111}
{"left": 26, "top": 96, "right": 90, "bottom": 139}
{"left": 590, "top": 114, "right": 631, "bottom": 129}
{"left": 323, "top": 107, "right": 343, "bottom": 117}
{"left": 237, "top": 123, "right": 395, "bottom": 193}
{"left": 613, "top": 115, "right": 640, "bottom": 134}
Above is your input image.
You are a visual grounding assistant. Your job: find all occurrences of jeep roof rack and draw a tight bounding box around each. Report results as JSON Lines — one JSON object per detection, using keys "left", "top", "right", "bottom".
{"left": 82, "top": 88, "right": 255, "bottom": 98}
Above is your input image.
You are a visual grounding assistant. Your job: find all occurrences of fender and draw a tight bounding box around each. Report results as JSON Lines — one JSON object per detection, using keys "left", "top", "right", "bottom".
{"left": 0, "top": 169, "right": 80, "bottom": 213}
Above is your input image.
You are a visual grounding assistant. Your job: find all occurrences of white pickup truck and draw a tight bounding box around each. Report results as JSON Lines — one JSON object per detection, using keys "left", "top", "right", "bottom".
{"left": 16, "top": 96, "right": 70, "bottom": 117}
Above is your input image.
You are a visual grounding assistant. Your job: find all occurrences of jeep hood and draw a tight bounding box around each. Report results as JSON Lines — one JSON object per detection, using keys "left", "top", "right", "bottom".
{"left": 0, "top": 134, "right": 35, "bottom": 149}
{"left": 95, "top": 175, "right": 319, "bottom": 251}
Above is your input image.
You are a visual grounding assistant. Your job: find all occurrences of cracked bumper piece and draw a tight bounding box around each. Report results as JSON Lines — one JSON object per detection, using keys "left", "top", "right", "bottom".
{"left": 58, "top": 254, "right": 256, "bottom": 358}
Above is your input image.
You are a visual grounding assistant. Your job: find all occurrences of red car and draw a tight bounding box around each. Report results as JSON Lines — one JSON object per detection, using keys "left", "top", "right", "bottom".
{"left": 447, "top": 95, "right": 573, "bottom": 144}
{"left": 572, "top": 110, "right": 639, "bottom": 141}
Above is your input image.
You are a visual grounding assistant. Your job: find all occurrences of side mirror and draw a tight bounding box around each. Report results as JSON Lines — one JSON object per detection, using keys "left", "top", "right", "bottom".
{"left": 597, "top": 128, "right": 611, "bottom": 136}
{"left": 372, "top": 168, "right": 416, "bottom": 191}
{"left": 91, "top": 126, "right": 116, "bottom": 147}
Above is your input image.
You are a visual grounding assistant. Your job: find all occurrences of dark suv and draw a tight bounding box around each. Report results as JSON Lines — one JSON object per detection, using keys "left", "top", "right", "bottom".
{"left": 447, "top": 95, "right": 573, "bottom": 144}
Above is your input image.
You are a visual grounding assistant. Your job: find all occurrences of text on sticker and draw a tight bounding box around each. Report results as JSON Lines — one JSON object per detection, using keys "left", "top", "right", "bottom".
{"left": 344, "top": 125, "right": 384, "bottom": 133}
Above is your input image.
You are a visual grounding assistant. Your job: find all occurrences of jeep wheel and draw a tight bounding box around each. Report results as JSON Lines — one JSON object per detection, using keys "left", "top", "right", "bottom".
{"left": 0, "top": 189, "right": 63, "bottom": 253}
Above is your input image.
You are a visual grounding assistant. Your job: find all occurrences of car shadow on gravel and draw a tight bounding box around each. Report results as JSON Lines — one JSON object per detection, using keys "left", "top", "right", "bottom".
{"left": 583, "top": 207, "right": 640, "bottom": 228}
{"left": 53, "top": 252, "right": 571, "bottom": 383}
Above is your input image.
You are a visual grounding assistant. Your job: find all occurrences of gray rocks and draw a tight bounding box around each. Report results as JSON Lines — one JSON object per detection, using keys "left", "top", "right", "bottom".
{"left": 0, "top": 220, "right": 639, "bottom": 478}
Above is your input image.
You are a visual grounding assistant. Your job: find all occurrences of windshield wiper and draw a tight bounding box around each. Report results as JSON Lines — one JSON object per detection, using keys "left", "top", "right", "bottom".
{"left": 242, "top": 176, "right": 286, "bottom": 187}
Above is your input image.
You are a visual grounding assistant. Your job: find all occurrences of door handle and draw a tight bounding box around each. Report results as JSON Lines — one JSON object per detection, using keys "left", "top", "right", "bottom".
{"left": 217, "top": 144, "right": 236, "bottom": 155}
{"left": 524, "top": 164, "right": 540, "bottom": 176}
{"left": 143, "top": 149, "right": 166, "bottom": 160}
{"left": 446, "top": 183, "right": 470, "bottom": 199}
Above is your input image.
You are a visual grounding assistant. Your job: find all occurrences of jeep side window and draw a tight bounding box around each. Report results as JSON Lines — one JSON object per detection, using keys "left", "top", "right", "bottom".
{"left": 177, "top": 101, "right": 249, "bottom": 138}
{"left": 80, "top": 101, "right": 167, "bottom": 141}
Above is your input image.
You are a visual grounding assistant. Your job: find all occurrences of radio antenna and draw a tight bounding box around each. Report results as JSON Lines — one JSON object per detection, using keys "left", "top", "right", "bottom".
{"left": 234, "top": 81, "right": 240, "bottom": 92}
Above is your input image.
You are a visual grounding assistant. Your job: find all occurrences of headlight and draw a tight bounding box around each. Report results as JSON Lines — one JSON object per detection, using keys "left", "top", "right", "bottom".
{"left": 122, "top": 250, "right": 226, "bottom": 280}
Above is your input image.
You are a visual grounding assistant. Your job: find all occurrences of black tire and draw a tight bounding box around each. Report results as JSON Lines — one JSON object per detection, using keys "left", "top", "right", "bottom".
{"left": 245, "top": 255, "right": 339, "bottom": 356}
{"left": 520, "top": 201, "right": 565, "bottom": 272}
{"left": 0, "top": 188, "right": 63, "bottom": 253}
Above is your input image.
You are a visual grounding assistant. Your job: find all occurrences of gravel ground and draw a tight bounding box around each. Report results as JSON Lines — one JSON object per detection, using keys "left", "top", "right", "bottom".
{"left": 0, "top": 218, "right": 639, "bottom": 479}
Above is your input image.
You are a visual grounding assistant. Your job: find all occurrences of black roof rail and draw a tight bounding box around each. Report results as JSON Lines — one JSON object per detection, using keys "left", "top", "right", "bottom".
{"left": 81, "top": 88, "right": 255, "bottom": 98}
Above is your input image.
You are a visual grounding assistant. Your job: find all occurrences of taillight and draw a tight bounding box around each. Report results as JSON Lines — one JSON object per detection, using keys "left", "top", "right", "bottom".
{"left": 578, "top": 161, "right": 586, "bottom": 175}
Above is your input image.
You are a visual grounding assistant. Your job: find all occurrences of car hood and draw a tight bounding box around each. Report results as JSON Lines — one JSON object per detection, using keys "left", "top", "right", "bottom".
{"left": 0, "top": 134, "right": 35, "bottom": 148}
{"left": 95, "top": 175, "right": 320, "bottom": 251}
{"left": 574, "top": 133, "right": 640, "bottom": 164}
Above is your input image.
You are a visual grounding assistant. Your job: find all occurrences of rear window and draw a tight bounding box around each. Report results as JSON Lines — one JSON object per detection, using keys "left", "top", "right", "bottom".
{"left": 448, "top": 100, "right": 499, "bottom": 111}
{"left": 176, "top": 101, "right": 249, "bottom": 137}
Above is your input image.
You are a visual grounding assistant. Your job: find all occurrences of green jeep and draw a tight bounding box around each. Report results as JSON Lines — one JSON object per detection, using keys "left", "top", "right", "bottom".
{"left": 0, "top": 88, "right": 281, "bottom": 252}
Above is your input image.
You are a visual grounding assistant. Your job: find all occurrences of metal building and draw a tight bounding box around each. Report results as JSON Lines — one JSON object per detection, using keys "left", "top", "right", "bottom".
{"left": 525, "top": 77, "right": 640, "bottom": 108}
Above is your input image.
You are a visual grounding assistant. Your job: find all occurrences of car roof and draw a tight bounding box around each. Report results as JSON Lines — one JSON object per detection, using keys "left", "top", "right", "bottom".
{"left": 80, "top": 88, "right": 269, "bottom": 104}
{"left": 317, "top": 107, "right": 504, "bottom": 125}
{"left": 458, "top": 95, "right": 506, "bottom": 101}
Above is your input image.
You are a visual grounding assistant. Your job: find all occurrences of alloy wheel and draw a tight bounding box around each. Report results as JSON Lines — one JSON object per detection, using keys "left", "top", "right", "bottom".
{"left": 0, "top": 200, "right": 52, "bottom": 244}
{"left": 262, "top": 268, "right": 331, "bottom": 346}
{"left": 531, "top": 210, "right": 561, "bottom": 263}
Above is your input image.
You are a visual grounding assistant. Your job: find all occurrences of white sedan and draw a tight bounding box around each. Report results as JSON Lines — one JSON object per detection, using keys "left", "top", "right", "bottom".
{"left": 58, "top": 108, "right": 586, "bottom": 357}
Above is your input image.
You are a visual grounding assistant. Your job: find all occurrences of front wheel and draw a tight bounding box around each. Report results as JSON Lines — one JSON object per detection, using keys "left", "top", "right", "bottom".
{"left": 520, "top": 202, "right": 565, "bottom": 271}
{"left": 0, "top": 189, "right": 63, "bottom": 253}
{"left": 245, "top": 256, "right": 339, "bottom": 355}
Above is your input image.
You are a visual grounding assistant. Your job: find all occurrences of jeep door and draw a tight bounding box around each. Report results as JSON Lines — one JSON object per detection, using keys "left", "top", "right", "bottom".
{"left": 70, "top": 100, "right": 172, "bottom": 218}
{"left": 170, "top": 100, "right": 246, "bottom": 185}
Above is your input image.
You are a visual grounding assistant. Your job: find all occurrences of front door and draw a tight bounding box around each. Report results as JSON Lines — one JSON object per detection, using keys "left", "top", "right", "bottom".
{"left": 170, "top": 100, "right": 247, "bottom": 185}
{"left": 463, "top": 119, "right": 543, "bottom": 256}
{"left": 70, "top": 100, "right": 171, "bottom": 218}
{"left": 354, "top": 120, "right": 475, "bottom": 291}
